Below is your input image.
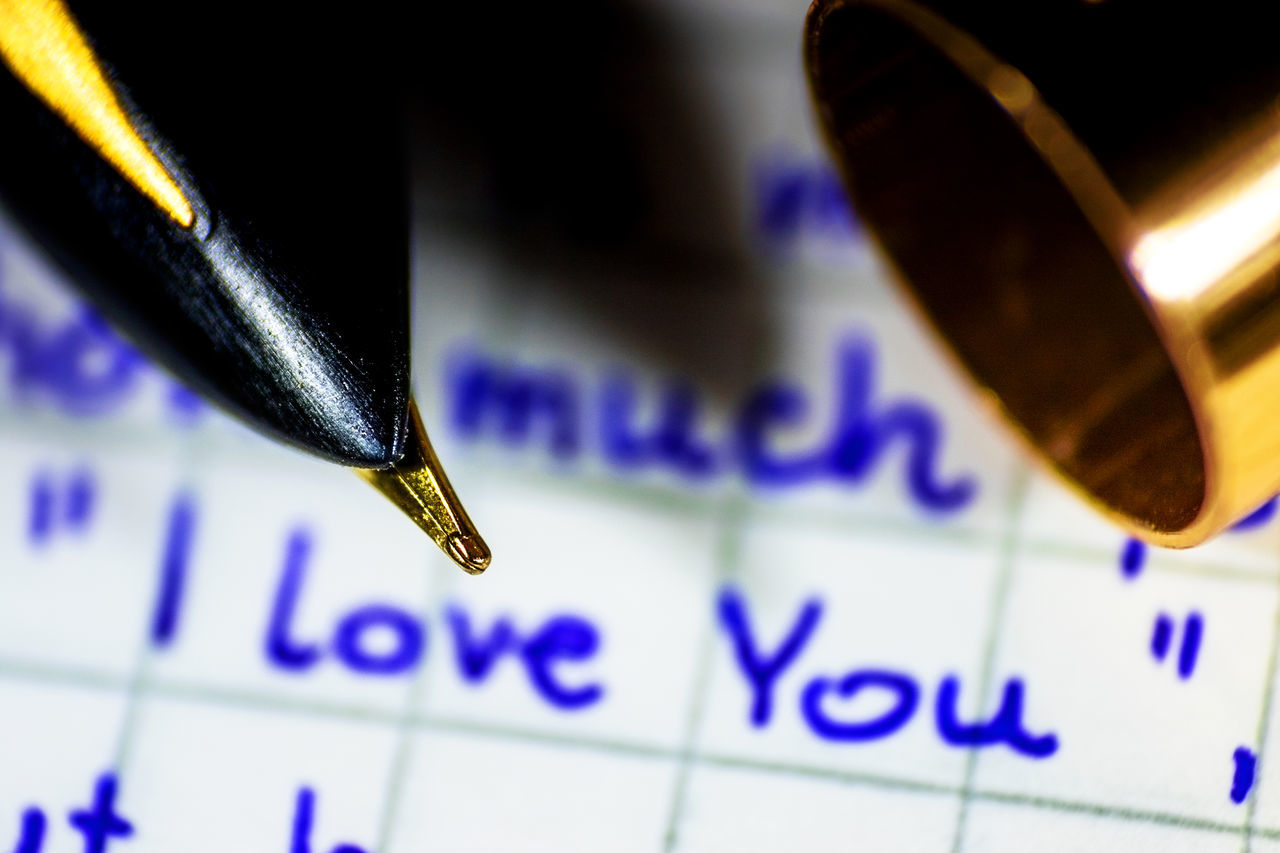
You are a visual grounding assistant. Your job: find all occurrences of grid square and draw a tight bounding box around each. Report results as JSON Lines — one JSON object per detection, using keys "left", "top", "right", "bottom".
{"left": 2, "top": 5, "right": 1278, "bottom": 849}
{"left": 420, "top": 479, "right": 719, "bottom": 750}
{"left": 696, "top": 514, "right": 1002, "bottom": 788}
{"left": 961, "top": 801, "right": 1240, "bottom": 853}
{"left": 121, "top": 696, "right": 397, "bottom": 853}
{"left": 673, "top": 764, "right": 959, "bottom": 852}
{"left": 973, "top": 549, "right": 1275, "bottom": 825}
{"left": 385, "top": 730, "right": 675, "bottom": 853}
{"left": 146, "top": 458, "right": 440, "bottom": 714}
{"left": 739, "top": 301, "right": 1019, "bottom": 539}
{"left": 0, "top": 441, "right": 179, "bottom": 676}
{"left": 0, "top": 677, "right": 128, "bottom": 851}
{"left": 1021, "top": 472, "right": 1280, "bottom": 577}
{"left": 1235, "top": 624, "right": 1280, "bottom": 830}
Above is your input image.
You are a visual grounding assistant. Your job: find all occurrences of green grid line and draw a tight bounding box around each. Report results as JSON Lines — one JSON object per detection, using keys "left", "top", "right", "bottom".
{"left": 373, "top": 554, "right": 442, "bottom": 853}
{"left": 1242, "top": 545, "right": 1280, "bottom": 851}
{"left": 949, "top": 466, "right": 1030, "bottom": 853}
{"left": 111, "top": 429, "right": 214, "bottom": 783}
{"left": 0, "top": 656, "right": 1270, "bottom": 844}
{"left": 662, "top": 494, "right": 747, "bottom": 853}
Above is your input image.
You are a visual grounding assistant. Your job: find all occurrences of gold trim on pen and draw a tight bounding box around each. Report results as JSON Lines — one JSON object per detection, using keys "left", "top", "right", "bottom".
{"left": 0, "top": 0, "right": 194, "bottom": 227}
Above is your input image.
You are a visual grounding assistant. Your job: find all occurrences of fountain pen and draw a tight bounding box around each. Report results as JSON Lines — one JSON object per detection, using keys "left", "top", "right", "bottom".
{"left": 0, "top": 0, "right": 490, "bottom": 573}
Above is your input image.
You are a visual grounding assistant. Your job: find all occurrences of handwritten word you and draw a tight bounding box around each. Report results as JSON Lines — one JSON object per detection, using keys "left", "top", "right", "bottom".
{"left": 447, "top": 337, "right": 977, "bottom": 513}
{"left": 718, "top": 588, "right": 1059, "bottom": 758}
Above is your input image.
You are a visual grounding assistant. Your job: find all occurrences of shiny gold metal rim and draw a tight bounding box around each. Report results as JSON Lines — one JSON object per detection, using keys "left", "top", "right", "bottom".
{"left": 807, "top": 0, "right": 1280, "bottom": 546}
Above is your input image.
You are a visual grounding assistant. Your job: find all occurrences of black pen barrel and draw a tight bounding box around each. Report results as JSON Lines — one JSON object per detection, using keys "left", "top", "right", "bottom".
{"left": 0, "top": 1, "right": 411, "bottom": 468}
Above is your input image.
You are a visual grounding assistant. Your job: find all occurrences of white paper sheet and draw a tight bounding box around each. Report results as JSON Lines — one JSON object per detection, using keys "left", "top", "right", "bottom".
{"left": 1, "top": 4, "right": 1278, "bottom": 850}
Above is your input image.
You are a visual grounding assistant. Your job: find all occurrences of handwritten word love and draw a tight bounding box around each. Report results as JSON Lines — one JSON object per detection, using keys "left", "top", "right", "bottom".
{"left": 263, "top": 529, "right": 604, "bottom": 711}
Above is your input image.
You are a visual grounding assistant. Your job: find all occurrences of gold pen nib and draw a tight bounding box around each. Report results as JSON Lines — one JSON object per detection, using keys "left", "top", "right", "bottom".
{"left": 356, "top": 401, "right": 491, "bottom": 574}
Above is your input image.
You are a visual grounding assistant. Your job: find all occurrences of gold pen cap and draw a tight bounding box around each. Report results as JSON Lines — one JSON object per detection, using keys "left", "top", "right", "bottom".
{"left": 806, "top": 0, "right": 1280, "bottom": 546}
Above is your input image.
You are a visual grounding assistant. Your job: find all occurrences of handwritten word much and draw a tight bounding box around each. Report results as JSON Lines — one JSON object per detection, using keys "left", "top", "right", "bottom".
{"left": 717, "top": 588, "right": 1059, "bottom": 758}
{"left": 447, "top": 337, "right": 978, "bottom": 512}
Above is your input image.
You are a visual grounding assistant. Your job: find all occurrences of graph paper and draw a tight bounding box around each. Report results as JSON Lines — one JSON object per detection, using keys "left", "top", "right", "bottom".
{"left": 3, "top": 3, "right": 1280, "bottom": 852}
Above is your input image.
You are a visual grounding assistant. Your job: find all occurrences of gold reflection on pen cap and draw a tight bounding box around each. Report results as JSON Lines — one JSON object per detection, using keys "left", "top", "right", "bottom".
{"left": 0, "top": 0, "right": 194, "bottom": 227}
{"left": 804, "top": 0, "right": 1280, "bottom": 547}
{"left": 798, "top": 0, "right": 1280, "bottom": 545}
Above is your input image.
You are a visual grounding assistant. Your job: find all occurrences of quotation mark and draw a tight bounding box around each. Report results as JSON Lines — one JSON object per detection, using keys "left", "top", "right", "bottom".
{"left": 27, "top": 466, "right": 95, "bottom": 546}
{"left": 1150, "top": 611, "right": 1203, "bottom": 679}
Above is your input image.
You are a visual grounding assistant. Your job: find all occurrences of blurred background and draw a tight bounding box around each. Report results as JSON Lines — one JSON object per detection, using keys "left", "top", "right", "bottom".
{"left": 4, "top": 1, "right": 1280, "bottom": 851}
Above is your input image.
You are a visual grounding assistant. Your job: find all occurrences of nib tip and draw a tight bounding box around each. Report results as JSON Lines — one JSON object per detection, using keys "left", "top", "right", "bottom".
{"left": 447, "top": 533, "right": 492, "bottom": 575}
{"left": 356, "top": 399, "right": 491, "bottom": 575}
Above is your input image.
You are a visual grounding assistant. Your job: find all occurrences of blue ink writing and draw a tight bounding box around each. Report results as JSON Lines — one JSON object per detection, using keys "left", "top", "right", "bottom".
{"left": 824, "top": 339, "right": 975, "bottom": 510}
{"left": 333, "top": 605, "right": 424, "bottom": 676}
{"left": 1178, "top": 612, "right": 1203, "bottom": 680}
{"left": 27, "top": 471, "right": 51, "bottom": 546}
{"left": 753, "top": 150, "right": 858, "bottom": 248}
{"left": 6, "top": 773, "right": 136, "bottom": 852}
{"left": 448, "top": 349, "right": 580, "bottom": 459}
{"left": 0, "top": 264, "right": 205, "bottom": 421}
{"left": 290, "top": 788, "right": 368, "bottom": 853}
{"left": 1150, "top": 611, "right": 1203, "bottom": 679}
{"left": 801, "top": 669, "right": 919, "bottom": 742}
{"left": 735, "top": 381, "right": 818, "bottom": 486}
{"left": 449, "top": 336, "right": 977, "bottom": 514}
{"left": 265, "top": 528, "right": 324, "bottom": 671}
{"left": 718, "top": 587, "right": 1059, "bottom": 758}
{"left": 1233, "top": 498, "right": 1277, "bottom": 531}
{"left": 717, "top": 586, "right": 822, "bottom": 726}
{"left": 4, "top": 301, "right": 144, "bottom": 416}
{"left": 0, "top": 275, "right": 143, "bottom": 416}
{"left": 935, "top": 676, "right": 1059, "bottom": 758}
{"left": 600, "top": 373, "right": 717, "bottom": 479}
{"left": 1151, "top": 613, "right": 1173, "bottom": 662}
{"left": 12, "top": 807, "right": 45, "bottom": 853}
{"left": 520, "top": 615, "right": 605, "bottom": 709}
{"left": 1232, "top": 747, "right": 1258, "bottom": 804}
{"left": 262, "top": 532, "right": 604, "bottom": 709}
{"left": 265, "top": 528, "right": 425, "bottom": 676}
{"left": 68, "top": 773, "right": 132, "bottom": 853}
{"left": 1119, "top": 538, "right": 1146, "bottom": 580}
{"left": 150, "top": 493, "right": 196, "bottom": 648}
{"left": 445, "top": 606, "right": 604, "bottom": 709}
{"left": 1120, "top": 497, "right": 1276, "bottom": 579}
{"left": 446, "top": 606, "right": 517, "bottom": 682}
{"left": 26, "top": 466, "right": 94, "bottom": 547}
{"left": 165, "top": 383, "right": 205, "bottom": 425}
